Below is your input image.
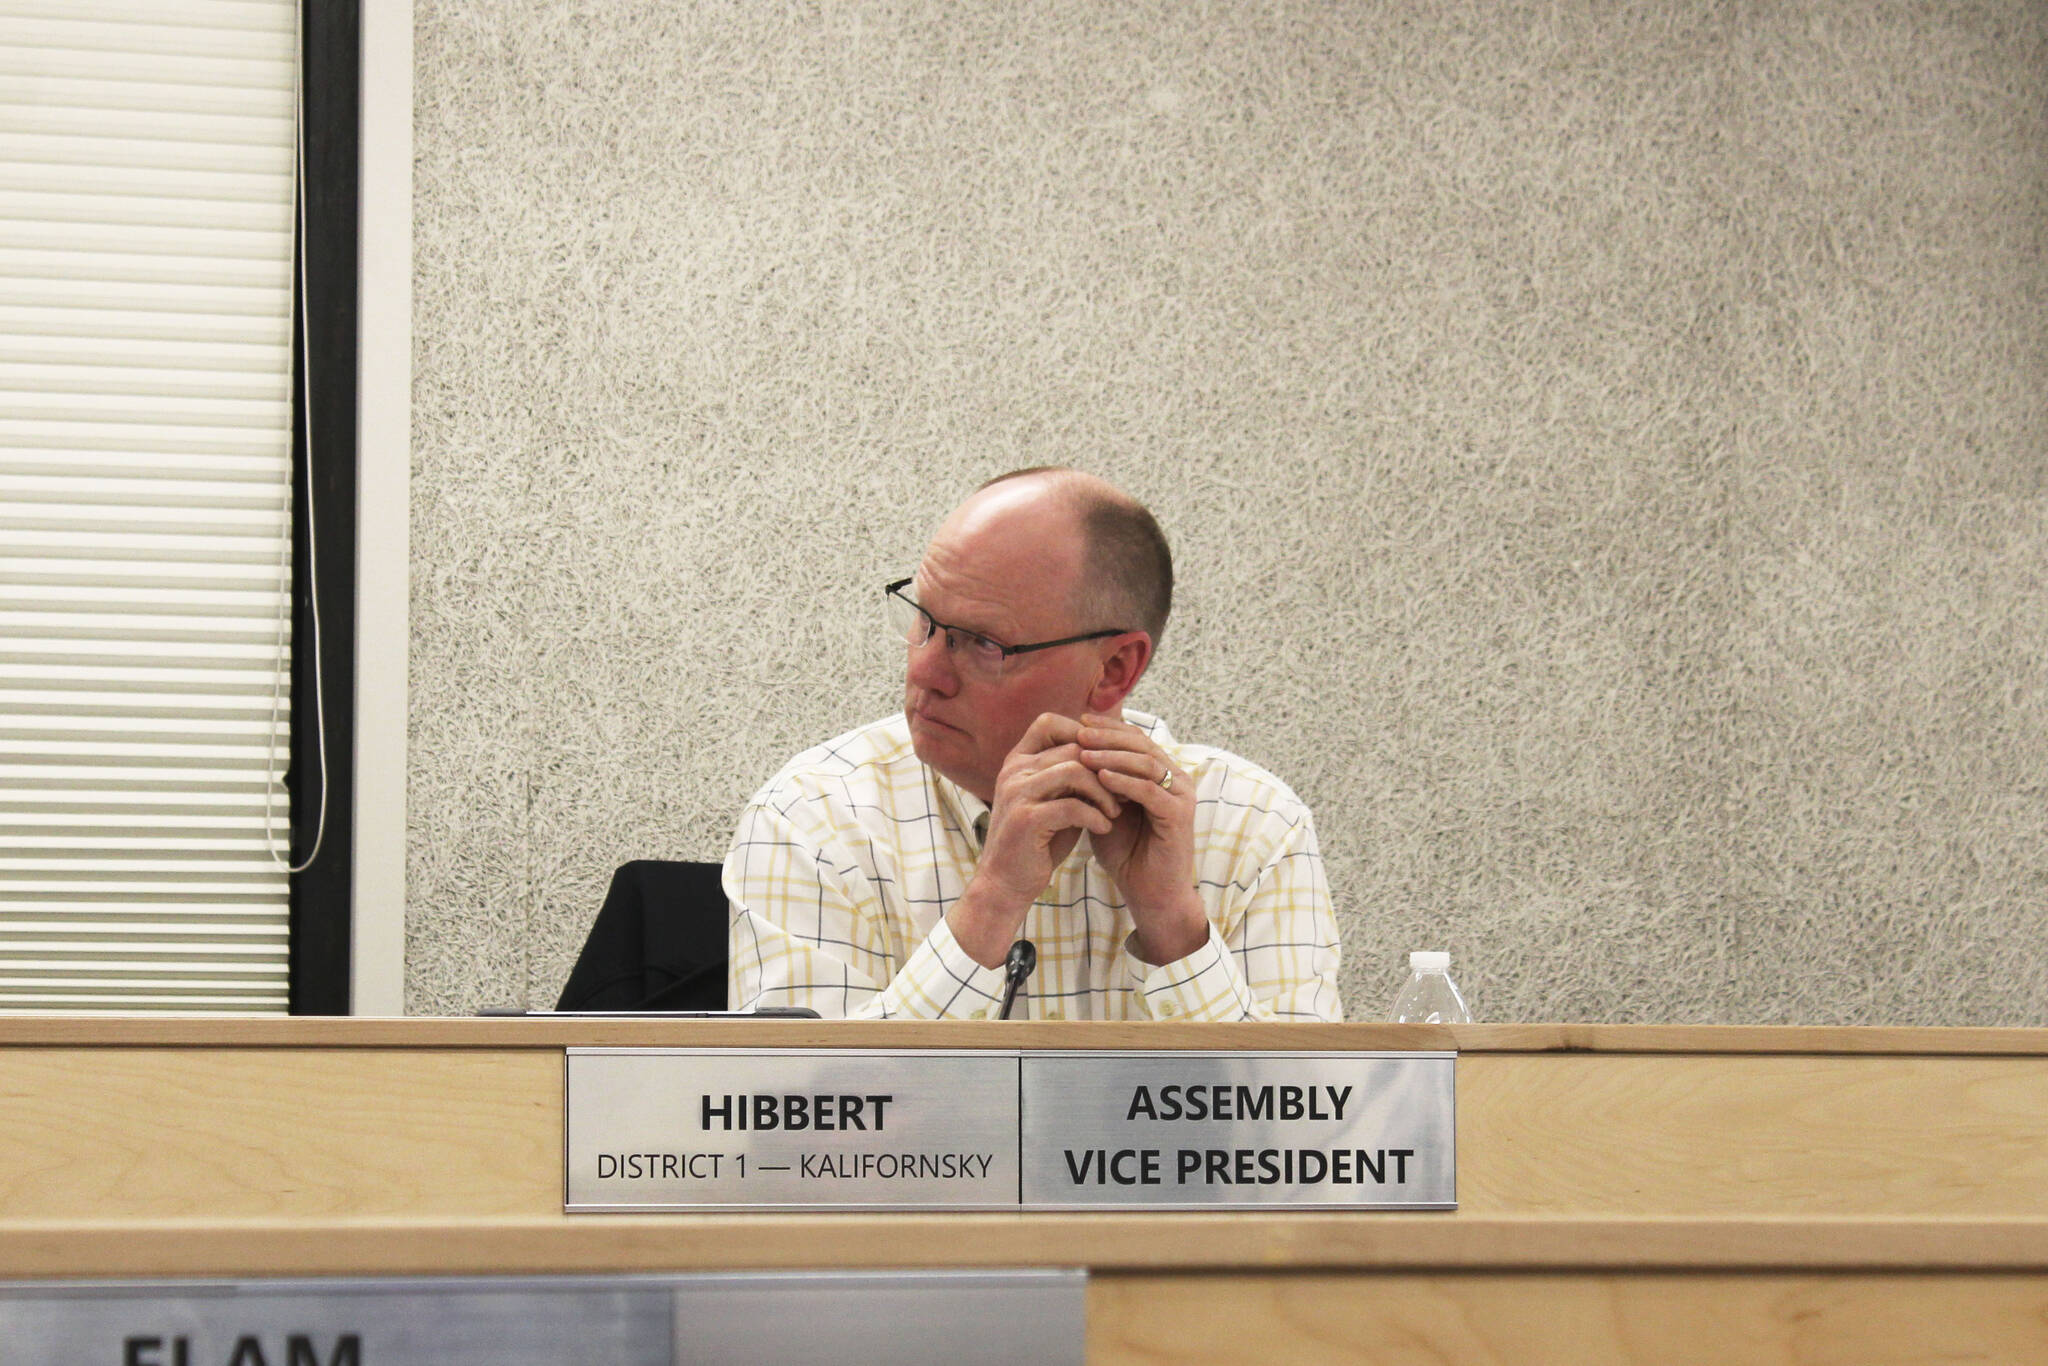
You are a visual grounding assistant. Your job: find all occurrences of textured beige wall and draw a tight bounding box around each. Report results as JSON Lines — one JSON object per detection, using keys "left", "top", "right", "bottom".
{"left": 409, "top": 1, "right": 2047, "bottom": 1023}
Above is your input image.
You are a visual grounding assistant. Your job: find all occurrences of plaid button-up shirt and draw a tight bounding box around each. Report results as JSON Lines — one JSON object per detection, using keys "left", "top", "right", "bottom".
{"left": 725, "top": 710, "right": 1342, "bottom": 1021}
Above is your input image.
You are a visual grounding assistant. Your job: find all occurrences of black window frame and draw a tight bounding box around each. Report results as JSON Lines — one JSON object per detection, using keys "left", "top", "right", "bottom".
{"left": 288, "top": 0, "right": 362, "bottom": 1014}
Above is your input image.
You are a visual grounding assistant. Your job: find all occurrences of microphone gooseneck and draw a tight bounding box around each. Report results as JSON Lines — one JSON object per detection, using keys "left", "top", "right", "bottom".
{"left": 996, "top": 939, "right": 1037, "bottom": 1020}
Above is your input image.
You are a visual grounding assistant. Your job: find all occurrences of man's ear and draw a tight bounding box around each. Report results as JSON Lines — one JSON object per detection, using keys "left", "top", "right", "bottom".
{"left": 1085, "top": 633, "right": 1154, "bottom": 714}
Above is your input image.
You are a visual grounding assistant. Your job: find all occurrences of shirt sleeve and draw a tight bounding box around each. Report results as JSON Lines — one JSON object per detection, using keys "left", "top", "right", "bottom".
{"left": 724, "top": 794, "right": 1008, "bottom": 1020}
{"left": 1120, "top": 799, "right": 1344, "bottom": 1022}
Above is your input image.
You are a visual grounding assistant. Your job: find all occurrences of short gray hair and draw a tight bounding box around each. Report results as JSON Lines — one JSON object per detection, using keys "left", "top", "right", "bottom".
{"left": 975, "top": 467, "right": 1174, "bottom": 645}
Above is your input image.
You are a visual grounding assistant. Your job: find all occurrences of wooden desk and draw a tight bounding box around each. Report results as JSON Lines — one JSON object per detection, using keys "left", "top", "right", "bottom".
{"left": 1, "top": 1020, "right": 2043, "bottom": 1363}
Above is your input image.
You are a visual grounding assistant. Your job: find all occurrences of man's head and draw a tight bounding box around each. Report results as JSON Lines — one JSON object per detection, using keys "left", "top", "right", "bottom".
{"left": 899, "top": 468, "right": 1173, "bottom": 801}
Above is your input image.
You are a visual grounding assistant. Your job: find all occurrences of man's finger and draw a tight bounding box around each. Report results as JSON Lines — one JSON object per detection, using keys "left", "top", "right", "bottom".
{"left": 1097, "top": 764, "right": 1187, "bottom": 823}
{"left": 991, "top": 791, "right": 1114, "bottom": 847}
{"left": 1036, "top": 796, "right": 1115, "bottom": 838}
{"left": 1014, "top": 758, "right": 1122, "bottom": 819}
{"left": 1012, "top": 712, "right": 1085, "bottom": 757}
{"left": 1077, "top": 746, "right": 1174, "bottom": 784}
{"left": 1009, "top": 741, "right": 1082, "bottom": 775}
{"left": 1076, "top": 715, "right": 1166, "bottom": 760}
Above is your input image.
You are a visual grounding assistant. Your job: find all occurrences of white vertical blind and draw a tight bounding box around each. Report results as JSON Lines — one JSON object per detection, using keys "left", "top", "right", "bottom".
{"left": 0, "top": 0, "right": 297, "bottom": 1011}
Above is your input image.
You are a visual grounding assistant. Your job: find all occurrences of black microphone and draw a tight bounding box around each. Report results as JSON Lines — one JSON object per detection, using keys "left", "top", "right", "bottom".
{"left": 996, "top": 939, "right": 1037, "bottom": 1020}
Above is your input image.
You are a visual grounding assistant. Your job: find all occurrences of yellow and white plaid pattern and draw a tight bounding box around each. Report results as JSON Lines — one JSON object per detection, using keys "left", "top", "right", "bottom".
{"left": 725, "top": 710, "right": 1342, "bottom": 1021}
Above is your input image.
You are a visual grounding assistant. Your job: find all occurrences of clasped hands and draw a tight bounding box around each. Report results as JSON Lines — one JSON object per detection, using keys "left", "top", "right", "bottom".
{"left": 949, "top": 712, "right": 1208, "bottom": 969}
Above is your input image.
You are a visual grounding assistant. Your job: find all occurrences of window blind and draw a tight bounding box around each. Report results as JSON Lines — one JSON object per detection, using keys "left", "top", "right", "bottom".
{"left": 0, "top": 0, "right": 297, "bottom": 1011}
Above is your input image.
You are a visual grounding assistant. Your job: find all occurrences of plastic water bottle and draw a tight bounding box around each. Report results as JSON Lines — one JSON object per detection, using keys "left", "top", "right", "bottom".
{"left": 1390, "top": 951, "right": 1471, "bottom": 1023}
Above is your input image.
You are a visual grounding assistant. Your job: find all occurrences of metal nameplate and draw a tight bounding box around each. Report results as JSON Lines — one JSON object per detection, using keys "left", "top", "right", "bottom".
{"left": 1020, "top": 1051, "right": 1455, "bottom": 1209}
{"left": 0, "top": 1271, "right": 1085, "bottom": 1366}
{"left": 567, "top": 1047, "right": 1456, "bottom": 1212}
{"left": 0, "top": 1277, "right": 670, "bottom": 1366}
{"left": 566, "top": 1049, "right": 1020, "bottom": 1210}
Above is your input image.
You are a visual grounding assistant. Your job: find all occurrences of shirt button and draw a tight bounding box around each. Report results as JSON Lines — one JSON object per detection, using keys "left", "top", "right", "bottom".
{"left": 1157, "top": 1000, "right": 1178, "bottom": 1017}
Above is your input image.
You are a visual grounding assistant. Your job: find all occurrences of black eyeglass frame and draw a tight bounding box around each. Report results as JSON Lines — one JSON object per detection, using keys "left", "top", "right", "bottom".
{"left": 884, "top": 578, "right": 1134, "bottom": 661}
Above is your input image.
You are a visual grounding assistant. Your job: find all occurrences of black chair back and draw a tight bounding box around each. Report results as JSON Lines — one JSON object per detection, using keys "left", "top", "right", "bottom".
{"left": 555, "top": 859, "right": 728, "bottom": 1011}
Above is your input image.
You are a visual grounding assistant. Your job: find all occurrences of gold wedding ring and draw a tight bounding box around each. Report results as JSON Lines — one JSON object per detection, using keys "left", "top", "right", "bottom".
{"left": 1159, "top": 768, "right": 1174, "bottom": 791}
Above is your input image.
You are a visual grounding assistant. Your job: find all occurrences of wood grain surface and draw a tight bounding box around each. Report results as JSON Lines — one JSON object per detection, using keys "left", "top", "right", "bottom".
{"left": 0, "top": 1048, "right": 561, "bottom": 1218}
{"left": 1, "top": 1023, "right": 2042, "bottom": 1287}
{"left": 1086, "top": 1272, "right": 2048, "bottom": 1365}
{"left": 5, "top": 1024, "right": 2044, "bottom": 1222}
{"left": 1458, "top": 1052, "right": 2048, "bottom": 1216}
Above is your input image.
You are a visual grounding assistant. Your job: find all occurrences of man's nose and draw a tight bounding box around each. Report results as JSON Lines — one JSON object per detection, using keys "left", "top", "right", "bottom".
{"left": 905, "top": 629, "right": 960, "bottom": 695}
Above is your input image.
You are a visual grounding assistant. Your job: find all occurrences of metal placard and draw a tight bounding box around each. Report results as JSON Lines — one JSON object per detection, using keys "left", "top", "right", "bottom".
{"left": 566, "top": 1048, "right": 1020, "bottom": 1210}
{"left": 671, "top": 1270, "right": 1084, "bottom": 1365}
{"left": 1019, "top": 1051, "right": 1455, "bottom": 1209}
{"left": 0, "top": 1278, "right": 671, "bottom": 1366}
{"left": 0, "top": 1271, "right": 1085, "bottom": 1366}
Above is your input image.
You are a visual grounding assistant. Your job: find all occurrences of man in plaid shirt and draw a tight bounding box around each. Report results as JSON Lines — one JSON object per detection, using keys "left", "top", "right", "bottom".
{"left": 725, "top": 469, "right": 1342, "bottom": 1021}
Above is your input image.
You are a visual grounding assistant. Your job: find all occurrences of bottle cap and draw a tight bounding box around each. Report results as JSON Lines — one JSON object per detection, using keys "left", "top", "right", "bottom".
{"left": 1409, "top": 950, "right": 1450, "bottom": 974}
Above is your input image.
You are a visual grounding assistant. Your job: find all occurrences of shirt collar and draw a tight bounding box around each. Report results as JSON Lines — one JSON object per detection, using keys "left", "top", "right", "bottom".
{"left": 931, "top": 768, "right": 991, "bottom": 855}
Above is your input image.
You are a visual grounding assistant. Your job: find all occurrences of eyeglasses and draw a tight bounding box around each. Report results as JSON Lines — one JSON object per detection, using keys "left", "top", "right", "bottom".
{"left": 884, "top": 578, "right": 1130, "bottom": 681}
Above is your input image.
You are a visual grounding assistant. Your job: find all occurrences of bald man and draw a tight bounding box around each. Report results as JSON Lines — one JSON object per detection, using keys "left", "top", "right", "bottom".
{"left": 723, "top": 469, "right": 1342, "bottom": 1021}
